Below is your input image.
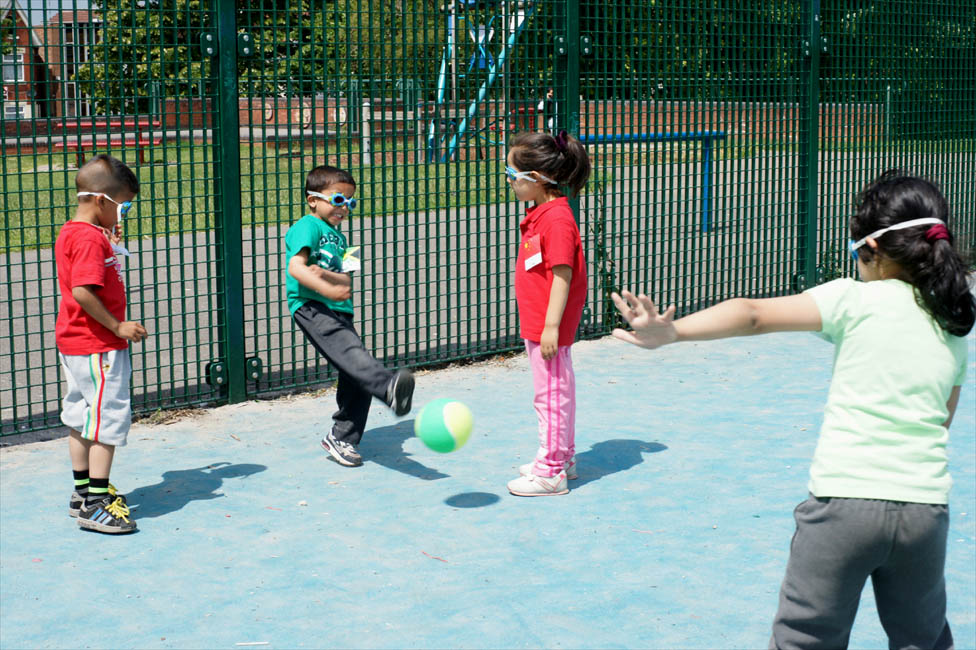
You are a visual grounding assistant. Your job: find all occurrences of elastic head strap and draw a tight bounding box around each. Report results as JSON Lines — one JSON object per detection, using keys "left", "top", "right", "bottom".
{"left": 850, "top": 217, "right": 945, "bottom": 251}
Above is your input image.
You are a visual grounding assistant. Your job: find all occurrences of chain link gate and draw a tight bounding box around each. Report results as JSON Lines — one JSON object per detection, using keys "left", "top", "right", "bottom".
{"left": 2, "top": 0, "right": 974, "bottom": 434}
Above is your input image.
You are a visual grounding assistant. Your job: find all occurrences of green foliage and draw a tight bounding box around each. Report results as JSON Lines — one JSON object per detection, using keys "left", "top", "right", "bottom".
{"left": 237, "top": 3, "right": 341, "bottom": 97}
{"left": 818, "top": 242, "right": 851, "bottom": 283}
{"left": 36, "top": 0, "right": 976, "bottom": 137}
{"left": 579, "top": 0, "right": 804, "bottom": 102}
{"left": 821, "top": 1, "right": 976, "bottom": 139}
{"left": 1, "top": 12, "right": 18, "bottom": 56}
{"left": 572, "top": 0, "right": 975, "bottom": 124}
{"left": 238, "top": 0, "right": 441, "bottom": 98}
{"left": 77, "top": 0, "right": 444, "bottom": 113}
{"left": 75, "top": 0, "right": 211, "bottom": 113}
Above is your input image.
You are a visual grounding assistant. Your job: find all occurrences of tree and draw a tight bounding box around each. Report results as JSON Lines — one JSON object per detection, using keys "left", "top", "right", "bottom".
{"left": 1, "top": 11, "right": 18, "bottom": 56}
{"left": 75, "top": 0, "right": 213, "bottom": 113}
{"left": 76, "top": 0, "right": 443, "bottom": 114}
{"left": 578, "top": 0, "right": 804, "bottom": 102}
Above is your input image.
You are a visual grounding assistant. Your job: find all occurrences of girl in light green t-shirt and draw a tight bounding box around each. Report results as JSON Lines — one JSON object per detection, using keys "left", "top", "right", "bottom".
{"left": 611, "top": 171, "right": 973, "bottom": 649}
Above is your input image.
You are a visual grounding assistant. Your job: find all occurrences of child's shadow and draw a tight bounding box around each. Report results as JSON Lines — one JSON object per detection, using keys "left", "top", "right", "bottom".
{"left": 359, "top": 421, "right": 449, "bottom": 481}
{"left": 573, "top": 439, "right": 667, "bottom": 489}
{"left": 126, "top": 462, "right": 266, "bottom": 518}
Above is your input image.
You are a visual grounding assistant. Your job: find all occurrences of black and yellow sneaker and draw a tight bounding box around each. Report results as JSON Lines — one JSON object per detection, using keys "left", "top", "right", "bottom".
{"left": 77, "top": 496, "right": 137, "bottom": 534}
{"left": 69, "top": 484, "right": 126, "bottom": 518}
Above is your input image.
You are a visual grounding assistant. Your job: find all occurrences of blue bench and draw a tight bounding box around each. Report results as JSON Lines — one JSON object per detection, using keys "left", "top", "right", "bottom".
{"left": 579, "top": 130, "right": 727, "bottom": 232}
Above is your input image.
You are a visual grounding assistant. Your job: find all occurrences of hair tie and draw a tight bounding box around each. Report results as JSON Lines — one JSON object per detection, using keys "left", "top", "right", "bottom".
{"left": 924, "top": 223, "right": 949, "bottom": 243}
{"left": 554, "top": 130, "right": 569, "bottom": 152}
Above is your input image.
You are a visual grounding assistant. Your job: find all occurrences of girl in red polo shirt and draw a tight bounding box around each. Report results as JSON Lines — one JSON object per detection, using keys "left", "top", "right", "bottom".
{"left": 505, "top": 130, "right": 591, "bottom": 497}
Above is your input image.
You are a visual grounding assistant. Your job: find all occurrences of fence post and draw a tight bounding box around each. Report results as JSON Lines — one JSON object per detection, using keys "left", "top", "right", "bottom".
{"left": 796, "top": 0, "right": 821, "bottom": 291}
{"left": 361, "top": 99, "right": 372, "bottom": 165}
{"left": 213, "top": 0, "right": 247, "bottom": 403}
{"left": 558, "top": 0, "right": 581, "bottom": 220}
{"left": 884, "top": 84, "right": 892, "bottom": 143}
{"left": 347, "top": 78, "right": 361, "bottom": 134}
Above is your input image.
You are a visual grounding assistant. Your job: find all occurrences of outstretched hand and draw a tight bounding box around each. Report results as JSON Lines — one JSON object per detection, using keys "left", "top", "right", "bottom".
{"left": 610, "top": 290, "right": 678, "bottom": 350}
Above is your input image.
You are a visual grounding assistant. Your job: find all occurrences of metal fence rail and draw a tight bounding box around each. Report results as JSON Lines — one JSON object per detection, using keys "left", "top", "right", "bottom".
{"left": 2, "top": 0, "right": 974, "bottom": 435}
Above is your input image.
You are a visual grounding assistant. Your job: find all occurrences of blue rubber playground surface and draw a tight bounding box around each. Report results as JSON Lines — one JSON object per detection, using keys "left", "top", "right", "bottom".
{"left": 2, "top": 332, "right": 974, "bottom": 649}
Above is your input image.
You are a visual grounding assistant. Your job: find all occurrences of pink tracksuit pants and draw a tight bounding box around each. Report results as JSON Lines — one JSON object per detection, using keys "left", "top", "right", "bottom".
{"left": 525, "top": 340, "right": 576, "bottom": 478}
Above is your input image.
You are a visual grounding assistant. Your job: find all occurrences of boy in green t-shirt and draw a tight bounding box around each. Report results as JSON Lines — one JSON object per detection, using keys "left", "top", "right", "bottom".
{"left": 285, "top": 165, "right": 414, "bottom": 467}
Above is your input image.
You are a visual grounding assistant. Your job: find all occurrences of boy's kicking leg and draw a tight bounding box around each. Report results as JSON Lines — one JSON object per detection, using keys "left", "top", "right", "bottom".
{"left": 295, "top": 302, "right": 414, "bottom": 466}
{"left": 294, "top": 301, "right": 415, "bottom": 417}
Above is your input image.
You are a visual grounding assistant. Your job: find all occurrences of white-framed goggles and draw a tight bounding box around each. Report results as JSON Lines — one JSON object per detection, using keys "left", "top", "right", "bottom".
{"left": 505, "top": 165, "right": 557, "bottom": 186}
{"left": 308, "top": 191, "right": 357, "bottom": 210}
{"left": 849, "top": 217, "right": 944, "bottom": 260}
{"left": 77, "top": 192, "right": 134, "bottom": 221}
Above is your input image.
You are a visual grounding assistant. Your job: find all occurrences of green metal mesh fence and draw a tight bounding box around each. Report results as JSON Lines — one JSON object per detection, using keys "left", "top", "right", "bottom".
{"left": 576, "top": 0, "right": 809, "bottom": 331}
{"left": 2, "top": 0, "right": 225, "bottom": 434}
{"left": 817, "top": 0, "right": 976, "bottom": 282}
{"left": 2, "top": 0, "right": 974, "bottom": 434}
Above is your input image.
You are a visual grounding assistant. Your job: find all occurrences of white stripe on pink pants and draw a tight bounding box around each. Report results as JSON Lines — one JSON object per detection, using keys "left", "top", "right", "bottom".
{"left": 525, "top": 340, "right": 576, "bottom": 478}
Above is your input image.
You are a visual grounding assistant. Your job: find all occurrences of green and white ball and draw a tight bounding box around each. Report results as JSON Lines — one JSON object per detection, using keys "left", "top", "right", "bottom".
{"left": 415, "top": 398, "right": 473, "bottom": 453}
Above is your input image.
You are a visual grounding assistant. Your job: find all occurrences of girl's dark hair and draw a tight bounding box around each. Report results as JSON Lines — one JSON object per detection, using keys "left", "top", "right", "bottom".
{"left": 852, "top": 170, "right": 975, "bottom": 336}
{"left": 509, "top": 130, "right": 591, "bottom": 198}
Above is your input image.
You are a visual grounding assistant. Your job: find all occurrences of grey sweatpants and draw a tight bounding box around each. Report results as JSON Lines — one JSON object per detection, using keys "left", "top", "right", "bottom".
{"left": 293, "top": 300, "right": 394, "bottom": 445}
{"left": 770, "top": 495, "right": 953, "bottom": 650}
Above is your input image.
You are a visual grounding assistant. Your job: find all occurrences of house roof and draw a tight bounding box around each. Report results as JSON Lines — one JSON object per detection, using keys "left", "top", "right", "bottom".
{"left": 44, "top": 10, "right": 94, "bottom": 25}
{"left": 1, "top": 0, "right": 46, "bottom": 50}
{"left": 32, "top": 9, "right": 100, "bottom": 74}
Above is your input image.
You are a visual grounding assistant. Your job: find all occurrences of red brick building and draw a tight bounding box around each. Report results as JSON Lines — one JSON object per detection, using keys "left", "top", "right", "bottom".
{"left": 1, "top": 0, "right": 50, "bottom": 120}
{"left": 1, "top": 1, "right": 100, "bottom": 121}
{"left": 35, "top": 9, "right": 99, "bottom": 117}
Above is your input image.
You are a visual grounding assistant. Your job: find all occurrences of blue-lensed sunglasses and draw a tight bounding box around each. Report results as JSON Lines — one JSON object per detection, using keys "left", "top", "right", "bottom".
{"left": 504, "top": 165, "right": 557, "bottom": 186}
{"left": 77, "top": 192, "right": 134, "bottom": 220}
{"left": 308, "top": 191, "right": 357, "bottom": 210}
{"left": 848, "top": 217, "right": 945, "bottom": 260}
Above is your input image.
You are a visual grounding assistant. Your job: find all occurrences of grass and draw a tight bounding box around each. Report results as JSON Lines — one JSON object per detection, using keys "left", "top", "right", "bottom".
{"left": 3, "top": 136, "right": 971, "bottom": 252}
{"left": 2, "top": 141, "right": 515, "bottom": 252}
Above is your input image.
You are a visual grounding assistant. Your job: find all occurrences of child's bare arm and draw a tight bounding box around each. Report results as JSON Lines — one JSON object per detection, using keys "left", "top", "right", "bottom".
{"left": 674, "top": 293, "right": 822, "bottom": 338}
{"left": 944, "top": 385, "right": 962, "bottom": 428}
{"left": 540, "top": 265, "right": 572, "bottom": 360}
{"left": 307, "top": 263, "right": 352, "bottom": 287}
{"left": 287, "top": 248, "right": 352, "bottom": 302}
{"left": 611, "top": 290, "right": 822, "bottom": 349}
{"left": 71, "top": 285, "right": 148, "bottom": 342}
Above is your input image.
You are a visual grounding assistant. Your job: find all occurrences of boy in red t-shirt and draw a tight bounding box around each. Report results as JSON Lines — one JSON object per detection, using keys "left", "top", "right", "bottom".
{"left": 55, "top": 154, "right": 146, "bottom": 534}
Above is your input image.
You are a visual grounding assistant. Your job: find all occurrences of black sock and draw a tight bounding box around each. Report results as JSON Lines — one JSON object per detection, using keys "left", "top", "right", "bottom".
{"left": 87, "top": 477, "right": 109, "bottom": 506}
{"left": 73, "top": 470, "right": 90, "bottom": 497}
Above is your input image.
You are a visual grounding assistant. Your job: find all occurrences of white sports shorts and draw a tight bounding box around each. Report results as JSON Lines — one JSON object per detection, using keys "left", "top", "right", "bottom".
{"left": 59, "top": 349, "right": 131, "bottom": 447}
